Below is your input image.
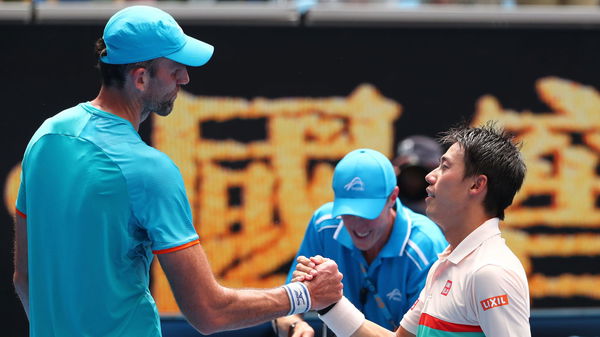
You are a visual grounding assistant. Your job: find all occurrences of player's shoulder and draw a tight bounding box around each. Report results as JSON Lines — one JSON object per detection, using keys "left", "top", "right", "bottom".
{"left": 471, "top": 236, "right": 526, "bottom": 277}
{"left": 311, "top": 202, "right": 342, "bottom": 232}
{"left": 135, "top": 144, "right": 173, "bottom": 166}
{"left": 135, "top": 147, "right": 180, "bottom": 180}
{"left": 27, "top": 105, "right": 88, "bottom": 145}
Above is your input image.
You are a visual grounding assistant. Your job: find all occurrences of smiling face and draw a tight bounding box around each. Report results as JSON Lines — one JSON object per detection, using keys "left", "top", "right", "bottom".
{"left": 424, "top": 143, "right": 475, "bottom": 231}
{"left": 341, "top": 188, "right": 397, "bottom": 258}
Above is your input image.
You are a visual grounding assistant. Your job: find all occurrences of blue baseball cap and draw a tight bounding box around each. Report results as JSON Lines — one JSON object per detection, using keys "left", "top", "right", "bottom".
{"left": 101, "top": 6, "right": 214, "bottom": 66}
{"left": 332, "top": 149, "right": 397, "bottom": 220}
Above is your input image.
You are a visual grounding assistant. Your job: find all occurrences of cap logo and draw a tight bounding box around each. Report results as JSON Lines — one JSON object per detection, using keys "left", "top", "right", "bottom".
{"left": 344, "top": 177, "right": 365, "bottom": 191}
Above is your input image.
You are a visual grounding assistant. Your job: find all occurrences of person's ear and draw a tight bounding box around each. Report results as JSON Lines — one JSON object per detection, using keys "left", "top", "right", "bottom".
{"left": 388, "top": 186, "right": 399, "bottom": 207}
{"left": 130, "top": 67, "right": 149, "bottom": 92}
{"left": 470, "top": 174, "right": 488, "bottom": 196}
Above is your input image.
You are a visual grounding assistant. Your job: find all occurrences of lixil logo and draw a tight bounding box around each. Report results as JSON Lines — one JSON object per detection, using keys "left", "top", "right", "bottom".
{"left": 480, "top": 294, "right": 509, "bottom": 311}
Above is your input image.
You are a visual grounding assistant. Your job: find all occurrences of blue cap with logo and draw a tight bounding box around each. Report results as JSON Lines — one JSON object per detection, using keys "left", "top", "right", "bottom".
{"left": 332, "top": 149, "right": 397, "bottom": 220}
{"left": 101, "top": 6, "right": 214, "bottom": 66}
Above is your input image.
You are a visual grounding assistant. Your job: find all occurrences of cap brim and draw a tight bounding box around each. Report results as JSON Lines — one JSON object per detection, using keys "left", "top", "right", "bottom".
{"left": 166, "top": 35, "right": 214, "bottom": 67}
{"left": 332, "top": 197, "right": 387, "bottom": 220}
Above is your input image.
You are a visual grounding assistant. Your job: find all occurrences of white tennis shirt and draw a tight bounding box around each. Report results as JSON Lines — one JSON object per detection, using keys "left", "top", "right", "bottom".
{"left": 400, "top": 218, "right": 531, "bottom": 337}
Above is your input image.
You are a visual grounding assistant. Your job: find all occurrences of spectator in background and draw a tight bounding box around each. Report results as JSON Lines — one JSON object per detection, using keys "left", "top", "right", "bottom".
{"left": 273, "top": 149, "right": 446, "bottom": 337}
{"left": 392, "top": 135, "right": 442, "bottom": 215}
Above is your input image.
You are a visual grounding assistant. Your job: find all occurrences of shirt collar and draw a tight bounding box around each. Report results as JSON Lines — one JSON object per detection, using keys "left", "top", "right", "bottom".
{"left": 335, "top": 199, "right": 411, "bottom": 258}
{"left": 81, "top": 102, "right": 137, "bottom": 132}
{"left": 442, "top": 217, "right": 501, "bottom": 265}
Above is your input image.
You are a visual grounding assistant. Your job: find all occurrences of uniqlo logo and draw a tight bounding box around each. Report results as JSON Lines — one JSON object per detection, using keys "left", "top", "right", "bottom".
{"left": 480, "top": 294, "right": 509, "bottom": 311}
{"left": 440, "top": 280, "right": 452, "bottom": 296}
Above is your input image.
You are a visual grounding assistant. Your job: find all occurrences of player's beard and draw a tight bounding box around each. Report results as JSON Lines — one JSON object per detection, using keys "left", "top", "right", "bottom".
{"left": 141, "top": 91, "right": 176, "bottom": 120}
{"left": 147, "top": 100, "right": 174, "bottom": 117}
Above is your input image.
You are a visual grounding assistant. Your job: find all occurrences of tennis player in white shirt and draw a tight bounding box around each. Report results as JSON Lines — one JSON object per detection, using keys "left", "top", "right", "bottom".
{"left": 294, "top": 122, "right": 531, "bottom": 337}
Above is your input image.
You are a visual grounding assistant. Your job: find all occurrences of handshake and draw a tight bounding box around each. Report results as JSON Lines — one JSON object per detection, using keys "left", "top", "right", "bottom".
{"left": 277, "top": 256, "right": 368, "bottom": 337}
{"left": 290, "top": 255, "right": 344, "bottom": 312}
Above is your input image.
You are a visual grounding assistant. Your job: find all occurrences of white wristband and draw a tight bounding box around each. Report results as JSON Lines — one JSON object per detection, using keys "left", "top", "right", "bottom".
{"left": 318, "top": 296, "right": 365, "bottom": 337}
{"left": 283, "top": 282, "right": 311, "bottom": 315}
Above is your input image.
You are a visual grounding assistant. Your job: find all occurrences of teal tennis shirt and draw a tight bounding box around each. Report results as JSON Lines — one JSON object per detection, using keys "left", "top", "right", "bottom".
{"left": 16, "top": 102, "right": 199, "bottom": 337}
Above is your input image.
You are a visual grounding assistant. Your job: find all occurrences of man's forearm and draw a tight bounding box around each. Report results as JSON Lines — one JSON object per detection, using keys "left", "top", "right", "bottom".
{"left": 203, "top": 286, "right": 292, "bottom": 333}
{"left": 159, "top": 245, "right": 341, "bottom": 335}
{"left": 173, "top": 279, "right": 293, "bottom": 335}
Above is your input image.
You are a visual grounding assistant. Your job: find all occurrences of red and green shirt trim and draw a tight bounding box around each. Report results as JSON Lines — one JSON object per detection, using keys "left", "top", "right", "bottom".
{"left": 417, "top": 313, "right": 485, "bottom": 337}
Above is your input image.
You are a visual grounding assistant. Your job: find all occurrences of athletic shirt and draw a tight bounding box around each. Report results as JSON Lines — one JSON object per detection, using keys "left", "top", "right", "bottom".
{"left": 16, "top": 102, "right": 199, "bottom": 337}
{"left": 287, "top": 201, "right": 447, "bottom": 330}
{"left": 400, "top": 218, "right": 531, "bottom": 337}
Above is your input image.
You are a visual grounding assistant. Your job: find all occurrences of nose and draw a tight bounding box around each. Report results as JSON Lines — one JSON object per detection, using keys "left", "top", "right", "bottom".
{"left": 178, "top": 67, "right": 190, "bottom": 85}
{"left": 425, "top": 167, "right": 437, "bottom": 185}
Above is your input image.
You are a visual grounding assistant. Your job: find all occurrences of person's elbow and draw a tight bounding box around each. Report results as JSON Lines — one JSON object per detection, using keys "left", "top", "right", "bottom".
{"left": 180, "top": 288, "right": 233, "bottom": 334}
{"left": 187, "top": 312, "right": 228, "bottom": 335}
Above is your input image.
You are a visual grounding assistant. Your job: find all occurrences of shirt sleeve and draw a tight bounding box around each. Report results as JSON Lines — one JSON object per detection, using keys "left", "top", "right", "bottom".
{"left": 134, "top": 155, "right": 199, "bottom": 253}
{"left": 285, "top": 208, "right": 325, "bottom": 283}
{"left": 472, "top": 265, "right": 531, "bottom": 337}
{"left": 399, "top": 286, "right": 425, "bottom": 335}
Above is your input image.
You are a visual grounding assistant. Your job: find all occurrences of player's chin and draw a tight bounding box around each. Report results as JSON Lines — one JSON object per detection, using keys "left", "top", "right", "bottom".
{"left": 424, "top": 203, "right": 437, "bottom": 220}
{"left": 155, "top": 103, "right": 174, "bottom": 117}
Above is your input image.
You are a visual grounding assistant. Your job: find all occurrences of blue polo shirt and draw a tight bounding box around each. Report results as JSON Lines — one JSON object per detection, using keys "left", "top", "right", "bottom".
{"left": 16, "top": 102, "right": 199, "bottom": 337}
{"left": 287, "top": 200, "right": 447, "bottom": 330}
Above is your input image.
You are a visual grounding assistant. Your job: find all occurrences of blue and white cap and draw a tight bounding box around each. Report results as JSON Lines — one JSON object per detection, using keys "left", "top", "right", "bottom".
{"left": 101, "top": 6, "right": 214, "bottom": 66}
{"left": 332, "top": 149, "right": 397, "bottom": 220}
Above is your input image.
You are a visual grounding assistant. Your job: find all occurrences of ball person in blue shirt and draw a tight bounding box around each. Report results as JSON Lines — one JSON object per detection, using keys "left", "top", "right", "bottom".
{"left": 12, "top": 6, "right": 343, "bottom": 337}
{"left": 274, "top": 149, "right": 447, "bottom": 336}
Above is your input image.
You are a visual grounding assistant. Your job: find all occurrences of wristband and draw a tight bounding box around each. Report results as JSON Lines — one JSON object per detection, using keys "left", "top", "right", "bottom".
{"left": 318, "top": 296, "right": 365, "bottom": 337}
{"left": 317, "top": 302, "right": 336, "bottom": 315}
{"left": 282, "top": 282, "right": 311, "bottom": 315}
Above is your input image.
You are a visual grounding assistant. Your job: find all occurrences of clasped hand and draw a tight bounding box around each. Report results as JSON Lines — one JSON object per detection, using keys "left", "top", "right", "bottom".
{"left": 293, "top": 255, "right": 343, "bottom": 310}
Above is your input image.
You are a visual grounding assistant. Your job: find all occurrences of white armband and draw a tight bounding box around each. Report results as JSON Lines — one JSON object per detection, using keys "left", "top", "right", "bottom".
{"left": 318, "top": 296, "right": 365, "bottom": 337}
{"left": 282, "top": 282, "right": 311, "bottom": 315}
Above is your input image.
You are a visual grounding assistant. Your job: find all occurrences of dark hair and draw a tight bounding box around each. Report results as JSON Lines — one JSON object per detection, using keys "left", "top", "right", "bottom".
{"left": 439, "top": 121, "right": 526, "bottom": 220}
{"left": 94, "top": 38, "right": 157, "bottom": 88}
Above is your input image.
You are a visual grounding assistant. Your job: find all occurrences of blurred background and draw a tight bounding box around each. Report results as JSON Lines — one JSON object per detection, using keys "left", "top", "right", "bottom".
{"left": 2, "top": 1, "right": 600, "bottom": 336}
